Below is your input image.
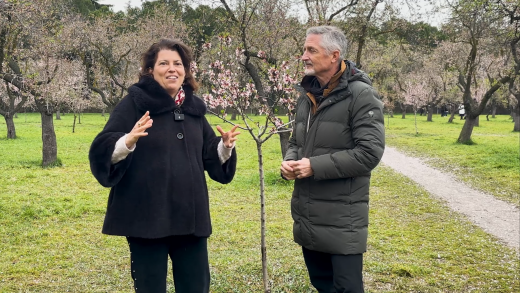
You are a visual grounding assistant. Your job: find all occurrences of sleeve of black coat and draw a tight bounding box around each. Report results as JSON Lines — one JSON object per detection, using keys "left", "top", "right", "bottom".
{"left": 89, "top": 97, "right": 136, "bottom": 187}
{"left": 310, "top": 86, "right": 385, "bottom": 180}
{"left": 202, "top": 117, "right": 237, "bottom": 184}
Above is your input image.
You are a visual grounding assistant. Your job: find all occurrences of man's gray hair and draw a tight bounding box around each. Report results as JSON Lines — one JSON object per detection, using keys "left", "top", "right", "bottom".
{"left": 306, "top": 26, "right": 348, "bottom": 60}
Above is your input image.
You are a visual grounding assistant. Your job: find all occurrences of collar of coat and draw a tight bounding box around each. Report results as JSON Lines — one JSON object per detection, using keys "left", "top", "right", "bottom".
{"left": 128, "top": 75, "right": 206, "bottom": 116}
{"left": 301, "top": 60, "right": 347, "bottom": 114}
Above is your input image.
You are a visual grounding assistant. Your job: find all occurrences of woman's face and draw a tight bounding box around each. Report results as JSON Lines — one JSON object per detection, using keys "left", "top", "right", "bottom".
{"left": 150, "top": 49, "right": 186, "bottom": 97}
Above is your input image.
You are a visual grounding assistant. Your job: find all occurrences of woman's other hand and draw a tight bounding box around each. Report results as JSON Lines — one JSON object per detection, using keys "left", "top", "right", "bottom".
{"left": 217, "top": 125, "right": 240, "bottom": 148}
{"left": 126, "top": 111, "right": 153, "bottom": 148}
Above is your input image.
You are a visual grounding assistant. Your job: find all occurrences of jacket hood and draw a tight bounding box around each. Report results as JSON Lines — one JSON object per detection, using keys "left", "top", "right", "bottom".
{"left": 344, "top": 60, "right": 372, "bottom": 86}
{"left": 128, "top": 75, "right": 206, "bottom": 116}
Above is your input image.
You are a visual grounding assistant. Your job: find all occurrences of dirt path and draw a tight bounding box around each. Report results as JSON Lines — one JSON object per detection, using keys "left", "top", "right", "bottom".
{"left": 381, "top": 146, "right": 519, "bottom": 250}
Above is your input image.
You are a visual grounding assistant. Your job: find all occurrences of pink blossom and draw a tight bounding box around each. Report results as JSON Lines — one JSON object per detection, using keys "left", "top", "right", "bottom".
{"left": 258, "top": 51, "right": 267, "bottom": 59}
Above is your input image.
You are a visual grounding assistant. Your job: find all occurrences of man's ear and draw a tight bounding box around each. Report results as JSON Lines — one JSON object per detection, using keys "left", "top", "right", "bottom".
{"left": 331, "top": 50, "right": 340, "bottom": 63}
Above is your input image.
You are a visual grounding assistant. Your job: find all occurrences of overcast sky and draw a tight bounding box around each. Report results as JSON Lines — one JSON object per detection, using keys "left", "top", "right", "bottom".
{"left": 97, "top": 0, "right": 448, "bottom": 28}
{"left": 97, "top": 0, "right": 143, "bottom": 12}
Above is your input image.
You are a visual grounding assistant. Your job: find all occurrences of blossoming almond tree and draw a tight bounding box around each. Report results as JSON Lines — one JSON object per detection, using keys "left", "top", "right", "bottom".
{"left": 401, "top": 77, "right": 429, "bottom": 134}
{"left": 78, "top": 5, "right": 189, "bottom": 113}
{"left": 445, "top": 0, "right": 512, "bottom": 144}
{"left": 199, "top": 34, "right": 301, "bottom": 293}
{"left": 0, "top": 81, "right": 28, "bottom": 139}
{"left": 0, "top": 0, "right": 79, "bottom": 166}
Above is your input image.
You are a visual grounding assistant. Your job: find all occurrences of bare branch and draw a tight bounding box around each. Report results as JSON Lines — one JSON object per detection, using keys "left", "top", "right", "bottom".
{"left": 207, "top": 109, "right": 249, "bottom": 130}
{"left": 328, "top": 0, "right": 359, "bottom": 22}
{"left": 219, "top": 0, "right": 239, "bottom": 23}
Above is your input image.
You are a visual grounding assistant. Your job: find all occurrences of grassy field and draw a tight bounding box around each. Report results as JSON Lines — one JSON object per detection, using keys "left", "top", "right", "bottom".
{"left": 384, "top": 113, "right": 519, "bottom": 206}
{"left": 0, "top": 113, "right": 518, "bottom": 292}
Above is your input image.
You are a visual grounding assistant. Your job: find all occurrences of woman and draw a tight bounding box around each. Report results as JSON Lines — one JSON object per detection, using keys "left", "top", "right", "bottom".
{"left": 89, "top": 39, "right": 240, "bottom": 293}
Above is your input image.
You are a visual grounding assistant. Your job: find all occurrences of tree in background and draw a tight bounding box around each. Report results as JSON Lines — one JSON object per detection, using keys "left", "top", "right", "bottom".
{"left": 444, "top": 0, "right": 512, "bottom": 144}
{"left": 0, "top": 0, "right": 76, "bottom": 166}
{"left": 401, "top": 78, "right": 429, "bottom": 134}
{"left": 0, "top": 81, "right": 28, "bottom": 138}
{"left": 79, "top": 3, "right": 189, "bottom": 113}
{"left": 497, "top": 0, "right": 520, "bottom": 131}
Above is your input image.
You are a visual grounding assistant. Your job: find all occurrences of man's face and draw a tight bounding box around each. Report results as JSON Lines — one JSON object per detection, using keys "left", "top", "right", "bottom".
{"left": 301, "top": 34, "right": 337, "bottom": 78}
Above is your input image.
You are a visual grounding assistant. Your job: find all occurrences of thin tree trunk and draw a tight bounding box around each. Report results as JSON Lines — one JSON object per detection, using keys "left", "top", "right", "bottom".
{"left": 14, "top": 113, "right": 18, "bottom": 118}
{"left": 457, "top": 116, "right": 478, "bottom": 144}
{"left": 256, "top": 142, "right": 270, "bottom": 293}
{"left": 414, "top": 112, "right": 418, "bottom": 134}
{"left": 427, "top": 105, "right": 433, "bottom": 122}
{"left": 448, "top": 104, "right": 456, "bottom": 123}
{"left": 41, "top": 111, "right": 58, "bottom": 166}
{"left": 55, "top": 108, "right": 61, "bottom": 120}
{"left": 513, "top": 105, "right": 520, "bottom": 132}
{"left": 492, "top": 104, "right": 497, "bottom": 118}
{"left": 400, "top": 103, "right": 406, "bottom": 119}
{"left": 73, "top": 114, "right": 77, "bottom": 133}
{"left": 4, "top": 114, "right": 16, "bottom": 139}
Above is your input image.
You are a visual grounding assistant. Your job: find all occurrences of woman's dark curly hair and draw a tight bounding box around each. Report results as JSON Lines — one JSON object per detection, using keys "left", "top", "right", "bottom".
{"left": 139, "top": 39, "right": 199, "bottom": 92}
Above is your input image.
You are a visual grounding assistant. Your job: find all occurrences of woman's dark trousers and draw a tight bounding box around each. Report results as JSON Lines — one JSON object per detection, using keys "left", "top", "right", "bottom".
{"left": 302, "top": 247, "right": 364, "bottom": 293}
{"left": 126, "top": 235, "right": 210, "bottom": 293}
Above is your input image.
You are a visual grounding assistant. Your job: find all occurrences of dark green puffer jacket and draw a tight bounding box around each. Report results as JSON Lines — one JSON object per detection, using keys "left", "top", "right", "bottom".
{"left": 284, "top": 61, "right": 385, "bottom": 255}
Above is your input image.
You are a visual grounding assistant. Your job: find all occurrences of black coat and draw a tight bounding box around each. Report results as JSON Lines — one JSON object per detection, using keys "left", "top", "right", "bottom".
{"left": 89, "top": 76, "right": 237, "bottom": 238}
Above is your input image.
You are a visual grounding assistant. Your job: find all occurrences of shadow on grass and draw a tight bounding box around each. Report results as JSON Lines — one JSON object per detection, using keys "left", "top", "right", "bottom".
{"left": 2, "top": 158, "right": 63, "bottom": 168}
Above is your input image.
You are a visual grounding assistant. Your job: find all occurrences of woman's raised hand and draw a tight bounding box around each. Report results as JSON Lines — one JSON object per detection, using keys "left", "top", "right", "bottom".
{"left": 216, "top": 125, "right": 240, "bottom": 148}
{"left": 126, "top": 111, "right": 153, "bottom": 149}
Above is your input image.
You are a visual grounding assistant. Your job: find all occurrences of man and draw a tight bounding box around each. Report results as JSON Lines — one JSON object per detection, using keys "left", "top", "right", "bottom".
{"left": 281, "top": 26, "right": 385, "bottom": 293}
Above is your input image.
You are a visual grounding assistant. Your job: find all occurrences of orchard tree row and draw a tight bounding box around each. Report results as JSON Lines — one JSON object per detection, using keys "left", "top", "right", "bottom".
{"left": 1, "top": 0, "right": 519, "bottom": 168}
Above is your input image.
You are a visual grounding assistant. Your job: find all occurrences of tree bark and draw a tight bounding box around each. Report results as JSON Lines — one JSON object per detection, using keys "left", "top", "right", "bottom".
{"left": 513, "top": 105, "right": 520, "bottom": 132}
{"left": 492, "top": 104, "right": 497, "bottom": 118}
{"left": 55, "top": 108, "right": 61, "bottom": 120}
{"left": 457, "top": 116, "right": 478, "bottom": 144}
{"left": 448, "top": 104, "right": 456, "bottom": 123}
{"left": 73, "top": 114, "right": 77, "bottom": 133}
{"left": 400, "top": 103, "right": 406, "bottom": 119}
{"left": 4, "top": 114, "right": 16, "bottom": 139}
{"left": 40, "top": 111, "right": 58, "bottom": 167}
{"left": 427, "top": 104, "right": 433, "bottom": 122}
{"left": 256, "top": 141, "right": 271, "bottom": 293}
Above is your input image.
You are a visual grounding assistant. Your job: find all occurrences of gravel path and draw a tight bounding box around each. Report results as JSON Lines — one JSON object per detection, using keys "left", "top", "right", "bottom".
{"left": 381, "top": 146, "right": 519, "bottom": 250}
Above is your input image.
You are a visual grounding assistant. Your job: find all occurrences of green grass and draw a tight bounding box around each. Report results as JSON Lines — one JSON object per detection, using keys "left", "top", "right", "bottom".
{"left": 385, "top": 113, "right": 520, "bottom": 206}
{"left": 0, "top": 113, "right": 518, "bottom": 292}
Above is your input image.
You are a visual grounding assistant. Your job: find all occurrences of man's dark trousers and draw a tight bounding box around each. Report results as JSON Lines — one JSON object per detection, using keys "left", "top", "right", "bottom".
{"left": 302, "top": 247, "right": 364, "bottom": 293}
{"left": 126, "top": 235, "right": 210, "bottom": 293}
